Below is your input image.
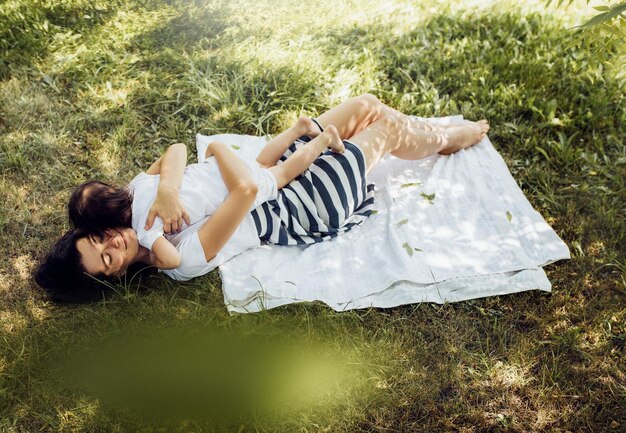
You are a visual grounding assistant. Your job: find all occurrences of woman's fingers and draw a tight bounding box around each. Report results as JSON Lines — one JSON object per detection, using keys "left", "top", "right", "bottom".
{"left": 146, "top": 200, "right": 189, "bottom": 233}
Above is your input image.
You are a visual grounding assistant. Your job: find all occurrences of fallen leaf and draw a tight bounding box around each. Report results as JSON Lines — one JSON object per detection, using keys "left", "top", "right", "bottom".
{"left": 420, "top": 192, "right": 436, "bottom": 204}
{"left": 401, "top": 182, "right": 421, "bottom": 188}
{"left": 402, "top": 242, "right": 413, "bottom": 257}
{"left": 230, "top": 145, "right": 240, "bottom": 150}
{"left": 396, "top": 219, "right": 409, "bottom": 226}
{"left": 506, "top": 211, "right": 512, "bottom": 222}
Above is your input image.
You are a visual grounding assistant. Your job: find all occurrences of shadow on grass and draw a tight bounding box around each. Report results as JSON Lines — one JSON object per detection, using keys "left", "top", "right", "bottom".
{"left": 1, "top": 4, "right": 625, "bottom": 432}
{"left": 0, "top": 0, "right": 124, "bottom": 79}
{"left": 131, "top": 2, "right": 233, "bottom": 52}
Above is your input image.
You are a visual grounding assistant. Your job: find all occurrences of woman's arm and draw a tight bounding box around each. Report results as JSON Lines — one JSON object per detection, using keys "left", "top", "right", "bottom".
{"left": 196, "top": 142, "right": 258, "bottom": 261}
{"left": 145, "top": 143, "right": 191, "bottom": 232}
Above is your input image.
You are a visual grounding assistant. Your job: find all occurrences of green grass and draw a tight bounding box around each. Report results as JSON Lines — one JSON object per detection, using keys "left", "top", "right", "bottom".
{"left": 1, "top": 0, "right": 625, "bottom": 431}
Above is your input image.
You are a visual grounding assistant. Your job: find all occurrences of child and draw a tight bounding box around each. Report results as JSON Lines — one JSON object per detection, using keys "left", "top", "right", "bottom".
{"left": 69, "top": 118, "right": 345, "bottom": 271}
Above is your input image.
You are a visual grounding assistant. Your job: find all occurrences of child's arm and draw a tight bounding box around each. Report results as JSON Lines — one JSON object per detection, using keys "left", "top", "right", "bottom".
{"left": 255, "top": 116, "right": 320, "bottom": 168}
{"left": 149, "top": 236, "right": 181, "bottom": 270}
{"left": 266, "top": 125, "right": 342, "bottom": 189}
{"left": 145, "top": 143, "right": 191, "bottom": 232}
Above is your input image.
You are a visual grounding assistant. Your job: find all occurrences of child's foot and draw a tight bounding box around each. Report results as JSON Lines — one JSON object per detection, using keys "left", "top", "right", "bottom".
{"left": 296, "top": 116, "right": 322, "bottom": 138}
{"left": 438, "top": 120, "right": 490, "bottom": 155}
{"left": 323, "top": 125, "right": 345, "bottom": 154}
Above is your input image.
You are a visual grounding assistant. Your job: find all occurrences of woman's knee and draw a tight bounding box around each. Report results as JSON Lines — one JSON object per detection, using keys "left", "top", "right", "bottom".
{"left": 354, "top": 93, "right": 382, "bottom": 112}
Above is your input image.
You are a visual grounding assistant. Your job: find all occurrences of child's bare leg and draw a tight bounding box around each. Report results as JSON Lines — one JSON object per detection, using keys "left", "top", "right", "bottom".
{"left": 267, "top": 125, "right": 344, "bottom": 189}
{"left": 256, "top": 116, "right": 322, "bottom": 168}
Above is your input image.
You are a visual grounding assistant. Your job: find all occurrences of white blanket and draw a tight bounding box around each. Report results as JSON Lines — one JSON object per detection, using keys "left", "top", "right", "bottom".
{"left": 196, "top": 116, "right": 570, "bottom": 313}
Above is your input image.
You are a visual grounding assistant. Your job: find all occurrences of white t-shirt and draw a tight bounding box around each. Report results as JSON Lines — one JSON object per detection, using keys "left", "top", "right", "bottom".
{"left": 128, "top": 156, "right": 277, "bottom": 280}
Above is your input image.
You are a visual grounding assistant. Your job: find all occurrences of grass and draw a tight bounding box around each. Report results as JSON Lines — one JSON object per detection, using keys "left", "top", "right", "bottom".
{"left": 0, "top": 0, "right": 625, "bottom": 431}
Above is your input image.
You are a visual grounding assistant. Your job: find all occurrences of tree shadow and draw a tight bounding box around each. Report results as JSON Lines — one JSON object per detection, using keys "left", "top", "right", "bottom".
{"left": 131, "top": 2, "right": 233, "bottom": 52}
{"left": 0, "top": 0, "right": 122, "bottom": 78}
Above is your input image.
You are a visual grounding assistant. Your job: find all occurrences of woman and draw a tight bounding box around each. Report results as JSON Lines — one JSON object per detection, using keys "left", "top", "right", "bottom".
{"left": 68, "top": 121, "right": 347, "bottom": 272}
{"left": 35, "top": 94, "right": 489, "bottom": 301}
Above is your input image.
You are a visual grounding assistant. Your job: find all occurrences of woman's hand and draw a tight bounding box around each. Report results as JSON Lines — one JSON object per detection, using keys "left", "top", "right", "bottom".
{"left": 145, "top": 185, "right": 191, "bottom": 233}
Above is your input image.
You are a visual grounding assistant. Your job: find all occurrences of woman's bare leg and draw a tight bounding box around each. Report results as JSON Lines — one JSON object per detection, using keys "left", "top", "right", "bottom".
{"left": 256, "top": 116, "right": 321, "bottom": 168}
{"left": 314, "top": 94, "right": 401, "bottom": 139}
{"left": 437, "top": 120, "right": 490, "bottom": 155}
{"left": 314, "top": 93, "right": 452, "bottom": 140}
{"left": 349, "top": 116, "right": 490, "bottom": 173}
{"left": 267, "top": 126, "right": 344, "bottom": 189}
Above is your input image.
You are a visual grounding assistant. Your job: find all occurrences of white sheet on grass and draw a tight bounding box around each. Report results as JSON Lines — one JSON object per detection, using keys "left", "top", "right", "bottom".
{"left": 195, "top": 116, "right": 570, "bottom": 313}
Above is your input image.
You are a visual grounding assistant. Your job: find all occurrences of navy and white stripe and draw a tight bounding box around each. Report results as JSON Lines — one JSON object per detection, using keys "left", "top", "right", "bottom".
{"left": 250, "top": 119, "right": 375, "bottom": 246}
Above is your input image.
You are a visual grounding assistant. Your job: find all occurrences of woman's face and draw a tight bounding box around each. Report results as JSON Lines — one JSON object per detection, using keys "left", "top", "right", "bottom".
{"left": 76, "top": 228, "right": 139, "bottom": 277}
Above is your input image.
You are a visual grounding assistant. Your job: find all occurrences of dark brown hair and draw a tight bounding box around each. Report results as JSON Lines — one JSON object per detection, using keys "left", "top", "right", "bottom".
{"left": 33, "top": 229, "right": 156, "bottom": 303}
{"left": 68, "top": 180, "right": 132, "bottom": 233}
{"left": 33, "top": 229, "right": 111, "bottom": 303}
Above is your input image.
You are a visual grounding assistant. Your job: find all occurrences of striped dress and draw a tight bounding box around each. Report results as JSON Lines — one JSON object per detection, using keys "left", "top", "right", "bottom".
{"left": 250, "top": 120, "right": 375, "bottom": 246}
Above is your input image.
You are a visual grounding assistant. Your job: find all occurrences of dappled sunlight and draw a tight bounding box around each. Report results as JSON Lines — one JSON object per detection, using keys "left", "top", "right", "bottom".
{"left": 211, "top": 106, "right": 232, "bottom": 123}
{"left": 329, "top": 68, "right": 371, "bottom": 105}
{"left": 224, "top": 0, "right": 414, "bottom": 41}
{"left": 1, "top": 131, "right": 28, "bottom": 171}
{"left": 460, "top": 354, "right": 579, "bottom": 429}
{"left": 446, "top": 0, "right": 595, "bottom": 24}
{"left": 56, "top": 399, "right": 101, "bottom": 433}
{"left": 489, "top": 360, "right": 532, "bottom": 388}
{"left": 229, "top": 38, "right": 325, "bottom": 72}
{"left": 0, "top": 274, "right": 11, "bottom": 294}
{"left": 272, "top": 110, "right": 303, "bottom": 134}
{"left": 212, "top": 38, "right": 383, "bottom": 114}
{"left": 533, "top": 407, "right": 561, "bottom": 430}
{"left": 27, "top": 299, "right": 49, "bottom": 323}
{"left": 0, "top": 309, "right": 28, "bottom": 334}
{"left": 586, "top": 240, "right": 606, "bottom": 257}
{"left": 0, "top": 184, "right": 30, "bottom": 225}
{"left": 2, "top": 130, "right": 28, "bottom": 143}
{"left": 83, "top": 80, "right": 133, "bottom": 112}
{"left": 13, "top": 255, "right": 35, "bottom": 281}
{"left": 93, "top": 146, "right": 121, "bottom": 177}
